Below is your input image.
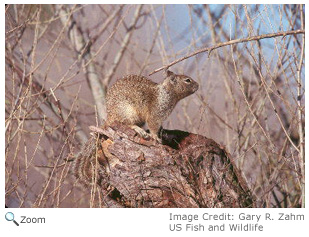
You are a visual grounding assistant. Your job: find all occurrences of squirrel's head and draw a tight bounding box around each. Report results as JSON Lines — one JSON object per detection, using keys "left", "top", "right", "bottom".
{"left": 163, "top": 70, "right": 199, "bottom": 100}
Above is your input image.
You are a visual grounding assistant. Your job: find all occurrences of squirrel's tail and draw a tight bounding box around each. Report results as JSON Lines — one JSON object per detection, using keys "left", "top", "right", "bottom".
{"left": 72, "top": 136, "right": 102, "bottom": 187}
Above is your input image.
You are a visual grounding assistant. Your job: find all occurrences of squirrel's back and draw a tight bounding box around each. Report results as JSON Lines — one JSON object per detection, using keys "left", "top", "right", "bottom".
{"left": 106, "top": 75, "right": 158, "bottom": 126}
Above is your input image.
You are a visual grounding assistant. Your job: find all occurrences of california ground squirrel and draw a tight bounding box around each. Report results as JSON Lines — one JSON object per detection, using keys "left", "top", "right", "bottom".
{"left": 106, "top": 70, "right": 199, "bottom": 141}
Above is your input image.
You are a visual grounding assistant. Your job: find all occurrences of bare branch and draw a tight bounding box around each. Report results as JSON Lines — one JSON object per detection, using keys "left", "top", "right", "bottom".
{"left": 149, "top": 29, "right": 305, "bottom": 76}
{"left": 297, "top": 4, "right": 305, "bottom": 208}
{"left": 56, "top": 5, "right": 107, "bottom": 122}
{"left": 103, "top": 5, "right": 144, "bottom": 86}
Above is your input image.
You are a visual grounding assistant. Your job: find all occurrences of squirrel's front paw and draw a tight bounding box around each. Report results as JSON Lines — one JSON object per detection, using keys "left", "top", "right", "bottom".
{"left": 130, "top": 125, "right": 162, "bottom": 143}
{"left": 151, "top": 134, "right": 162, "bottom": 143}
{"left": 130, "top": 125, "right": 150, "bottom": 139}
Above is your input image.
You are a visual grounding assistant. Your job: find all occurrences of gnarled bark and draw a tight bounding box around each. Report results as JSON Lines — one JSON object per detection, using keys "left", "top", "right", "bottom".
{"left": 73, "top": 122, "right": 255, "bottom": 208}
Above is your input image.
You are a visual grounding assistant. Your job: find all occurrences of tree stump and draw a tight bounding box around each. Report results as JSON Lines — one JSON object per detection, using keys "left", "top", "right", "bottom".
{"left": 73, "top": 122, "right": 255, "bottom": 208}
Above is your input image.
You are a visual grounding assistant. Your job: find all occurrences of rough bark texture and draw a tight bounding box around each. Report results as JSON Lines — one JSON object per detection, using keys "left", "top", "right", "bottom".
{"left": 73, "top": 122, "right": 255, "bottom": 208}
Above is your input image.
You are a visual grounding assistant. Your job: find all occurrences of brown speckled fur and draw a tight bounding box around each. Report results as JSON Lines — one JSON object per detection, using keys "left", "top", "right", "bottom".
{"left": 106, "top": 70, "right": 199, "bottom": 140}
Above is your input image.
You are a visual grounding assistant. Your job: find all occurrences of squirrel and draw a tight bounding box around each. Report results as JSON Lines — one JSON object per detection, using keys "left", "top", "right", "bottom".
{"left": 106, "top": 70, "right": 199, "bottom": 142}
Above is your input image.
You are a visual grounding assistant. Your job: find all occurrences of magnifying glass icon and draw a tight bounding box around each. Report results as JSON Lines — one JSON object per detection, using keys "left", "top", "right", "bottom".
{"left": 5, "top": 212, "right": 19, "bottom": 226}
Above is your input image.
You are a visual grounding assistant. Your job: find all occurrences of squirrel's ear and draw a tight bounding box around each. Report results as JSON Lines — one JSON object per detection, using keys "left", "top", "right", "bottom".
{"left": 165, "top": 70, "right": 174, "bottom": 77}
{"left": 165, "top": 70, "right": 176, "bottom": 84}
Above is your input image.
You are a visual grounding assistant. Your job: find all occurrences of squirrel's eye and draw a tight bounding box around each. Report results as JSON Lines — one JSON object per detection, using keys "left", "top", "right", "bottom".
{"left": 185, "top": 78, "right": 191, "bottom": 83}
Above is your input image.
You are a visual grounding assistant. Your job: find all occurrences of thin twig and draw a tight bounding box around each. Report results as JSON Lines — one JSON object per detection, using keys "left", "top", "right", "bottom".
{"left": 149, "top": 29, "right": 305, "bottom": 76}
{"left": 56, "top": 4, "right": 107, "bottom": 122}
{"left": 103, "top": 5, "right": 143, "bottom": 86}
{"left": 297, "top": 4, "right": 305, "bottom": 208}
